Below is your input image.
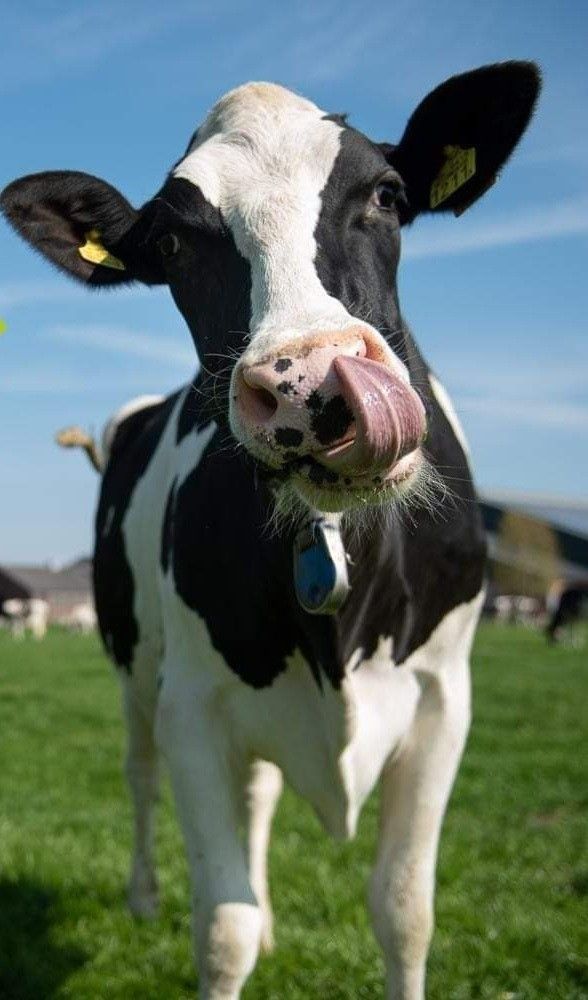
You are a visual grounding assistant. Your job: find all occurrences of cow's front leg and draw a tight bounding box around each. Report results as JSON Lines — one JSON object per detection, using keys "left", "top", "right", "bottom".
{"left": 368, "top": 660, "right": 471, "bottom": 1000}
{"left": 156, "top": 680, "right": 262, "bottom": 1000}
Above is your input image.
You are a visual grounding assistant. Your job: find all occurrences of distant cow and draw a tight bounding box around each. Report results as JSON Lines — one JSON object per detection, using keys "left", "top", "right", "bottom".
{"left": 546, "top": 581, "right": 588, "bottom": 644}
{"left": 2, "top": 62, "right": 539, "bottom": 999}
{"left": 58, "top": 601, "right": 98, "bottom": 635}
{"left": 1, "top": 598, "right": 49, "bottom": 640}
{"left": 493, "top": 594, "right": 541, "bottom": 625}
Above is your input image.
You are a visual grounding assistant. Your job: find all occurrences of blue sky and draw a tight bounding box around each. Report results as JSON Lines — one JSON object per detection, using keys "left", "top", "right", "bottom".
{"left": 1, "top": 0, "right": 586, "bottom": 563}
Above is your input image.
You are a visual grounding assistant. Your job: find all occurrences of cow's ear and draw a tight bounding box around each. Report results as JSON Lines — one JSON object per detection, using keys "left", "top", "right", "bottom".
{"left": 0, "top": 171, "right": 166, "bottom": 286}
{"left": 382, "top": 61, "right": 541, "bottom": 222}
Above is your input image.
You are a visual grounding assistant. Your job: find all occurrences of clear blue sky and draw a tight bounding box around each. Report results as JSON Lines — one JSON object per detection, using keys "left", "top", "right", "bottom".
{"left": 1, "top": 0, "right": 586, "bottom": 563}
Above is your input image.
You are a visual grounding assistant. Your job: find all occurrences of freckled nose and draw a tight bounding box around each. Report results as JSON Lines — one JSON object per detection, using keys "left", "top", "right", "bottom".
{"left": 234, "top": 332, "right": 368, "bottom": 451}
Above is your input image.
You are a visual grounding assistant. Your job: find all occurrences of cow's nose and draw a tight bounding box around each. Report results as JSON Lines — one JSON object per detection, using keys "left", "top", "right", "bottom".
{"left": 235, "top": 332, "right": 368, "bottom": 451}
{"left": 233, "top": 327, "right": 426, "bottom": 475}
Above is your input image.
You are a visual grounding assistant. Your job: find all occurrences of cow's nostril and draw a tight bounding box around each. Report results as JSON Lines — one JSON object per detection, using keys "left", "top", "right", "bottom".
{"left": 255, "top": 387, "right": 278, "bottom": 417}
{"left": 239, "top": 380, "right": 279, "bottom": 424}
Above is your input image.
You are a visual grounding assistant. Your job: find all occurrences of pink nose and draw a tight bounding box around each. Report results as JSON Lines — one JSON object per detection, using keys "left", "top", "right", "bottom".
{"left": 234, "top": 328, "right": 426, "bottom": 475}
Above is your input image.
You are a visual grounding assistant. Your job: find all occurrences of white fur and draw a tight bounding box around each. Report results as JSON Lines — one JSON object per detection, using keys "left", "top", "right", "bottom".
{"left": 175, "top": 85, "right": 347, "bottom": 334}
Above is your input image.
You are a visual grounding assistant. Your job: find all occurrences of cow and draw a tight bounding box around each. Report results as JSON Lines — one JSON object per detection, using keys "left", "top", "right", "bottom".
{"left": 545, "top": 580, "right": 588, "bottom": 645}
{"left": 1, "top": 597, "right": 49, "bottom": 640}
{"left": 1, "top": 62, "right": 540, "bottom": 999}
{"left": 58, "top": 600, "right": 98, "bottom": 635}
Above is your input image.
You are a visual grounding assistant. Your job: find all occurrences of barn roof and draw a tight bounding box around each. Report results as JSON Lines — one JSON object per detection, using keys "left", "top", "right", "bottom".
{"left": 0, "top": 558, "right": 92, "bottom": 598}
{"left": 480, "top": 494, "right": 588, "bottom": 580}
{"left": 482, "top": 491, "right": 588, "bottom": 538}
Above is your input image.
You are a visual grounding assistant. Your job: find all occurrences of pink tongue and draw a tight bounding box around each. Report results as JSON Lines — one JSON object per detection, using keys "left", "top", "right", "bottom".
{"left": 318, "top": 356, "right": 426, "bottom": 475}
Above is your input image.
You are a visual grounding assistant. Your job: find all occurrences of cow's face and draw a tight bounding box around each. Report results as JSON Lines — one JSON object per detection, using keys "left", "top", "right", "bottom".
{"left": 159, "top": 84, "right": 427, "bottom": 511}
{"left": 1, "top": 63, "right": 540, "bottom": 514}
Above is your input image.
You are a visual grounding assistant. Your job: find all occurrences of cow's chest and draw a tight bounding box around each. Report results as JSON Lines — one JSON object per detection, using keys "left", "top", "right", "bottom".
{"left": 159, "top": 580, "right": 422, "bottom": 838}
{"left": 228, "top": 643, "right": 422, "bottom": 837}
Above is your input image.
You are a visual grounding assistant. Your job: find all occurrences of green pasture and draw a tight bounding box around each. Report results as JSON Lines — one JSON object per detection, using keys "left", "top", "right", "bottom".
{"left": 0, "top": 624, "right": 586, "bottom": 999}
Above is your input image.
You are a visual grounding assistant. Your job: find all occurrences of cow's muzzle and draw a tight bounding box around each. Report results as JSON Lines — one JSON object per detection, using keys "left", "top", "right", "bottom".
{"left": 232, "top": 326, "right": 426, "bottom": 502}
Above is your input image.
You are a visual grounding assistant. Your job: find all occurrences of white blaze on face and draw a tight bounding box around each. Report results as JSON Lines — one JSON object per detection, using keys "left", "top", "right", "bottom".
{"left": 173, "top": 82, "right": 352, "bottom": 358}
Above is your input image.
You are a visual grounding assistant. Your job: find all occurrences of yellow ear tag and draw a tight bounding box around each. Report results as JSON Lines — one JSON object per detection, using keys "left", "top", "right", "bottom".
{"left": 430, "top": 145, "right": 476, "bottom": 209}
{"left": 78, "top": 229, "right": 126, "bottom": 270}
{"left": 0, "top": 318, "right": 6, "bottom": 335}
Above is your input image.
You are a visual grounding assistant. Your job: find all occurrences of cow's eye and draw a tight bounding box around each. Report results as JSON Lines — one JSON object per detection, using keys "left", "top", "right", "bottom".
{"left": 373, "top": 180, "right": 404, "bottom": 212}
{"left": 158, "top": 233, "right": 180, "bottom": 258}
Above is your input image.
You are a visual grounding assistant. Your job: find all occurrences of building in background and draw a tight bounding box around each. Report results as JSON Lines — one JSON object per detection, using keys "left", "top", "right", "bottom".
{"left": 480, "top": 492, "right": 588, "bottom": 605}
{"left": 0, "top": 558, "right": 94, "bottom": 624}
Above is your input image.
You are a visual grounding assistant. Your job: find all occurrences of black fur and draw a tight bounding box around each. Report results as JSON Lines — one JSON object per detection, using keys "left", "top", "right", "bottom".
{"left": 384, "top": 61, "right": 541, "bottom": 221}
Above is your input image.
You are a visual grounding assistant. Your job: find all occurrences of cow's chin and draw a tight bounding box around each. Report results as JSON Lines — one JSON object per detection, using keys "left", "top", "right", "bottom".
{"left": 260, "top": 451, "right": 432, "bottom": 536}
{"left": 292, "top": 450, "right": 424, "bottom": 513}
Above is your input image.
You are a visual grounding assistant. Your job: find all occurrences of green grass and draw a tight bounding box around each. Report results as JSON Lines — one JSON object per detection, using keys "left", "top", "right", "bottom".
{"left": 0, "top": 625, "right": 587, "bottom": 999}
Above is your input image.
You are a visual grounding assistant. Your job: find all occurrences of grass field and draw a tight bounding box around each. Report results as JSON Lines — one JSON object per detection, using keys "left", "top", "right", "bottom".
{"left": 0, "top": 624, "right": 587, "bottom": 1000}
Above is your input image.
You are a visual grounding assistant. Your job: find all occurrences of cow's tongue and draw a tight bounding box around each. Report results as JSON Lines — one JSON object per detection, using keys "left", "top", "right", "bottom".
{"left": 317, "top": 356, "right": 426, "bottom": 475}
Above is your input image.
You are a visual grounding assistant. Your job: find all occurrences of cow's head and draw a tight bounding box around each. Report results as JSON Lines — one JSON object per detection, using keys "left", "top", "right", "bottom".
{"left": 1, "top": 62, "right": 539, "bottom": 514}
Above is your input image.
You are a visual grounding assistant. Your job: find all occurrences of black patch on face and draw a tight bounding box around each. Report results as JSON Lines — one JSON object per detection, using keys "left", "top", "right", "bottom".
{"left": 313, "top": 127, "right": 403, "bottom": 342}
{"left": 310, "top": 394, "right": 354, "bottom": 446}
{"left": 274, "top": 358, "right": 292, "bottom": 373}
{"left": 277, "top": 380, "right": 295, "bottom": 395}
{"left": 94, "top": 392, "right": 180, "bottom": 672}
{"left": 160, "top": 478, "right": 177, "bottom": 574}
{"left": 274, "top": 427, "right": 304, "bottom": 448}
{"left": 154, "top": 178, "right": 251, "bottom": 383}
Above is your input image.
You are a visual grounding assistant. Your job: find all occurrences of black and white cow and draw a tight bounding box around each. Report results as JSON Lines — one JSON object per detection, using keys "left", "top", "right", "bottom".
{"left": 1, "top": 62, "right": 540, "bottom": 998}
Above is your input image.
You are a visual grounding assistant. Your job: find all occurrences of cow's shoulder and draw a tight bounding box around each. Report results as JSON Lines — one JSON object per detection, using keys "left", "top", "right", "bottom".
{"left": 94, "top": 388, "right": 187, "bottom": 670}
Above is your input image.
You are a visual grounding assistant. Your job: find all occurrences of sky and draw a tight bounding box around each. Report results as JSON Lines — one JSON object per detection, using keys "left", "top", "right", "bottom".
{"left": 1, "top": 0, "right": 587, "bottom": 563}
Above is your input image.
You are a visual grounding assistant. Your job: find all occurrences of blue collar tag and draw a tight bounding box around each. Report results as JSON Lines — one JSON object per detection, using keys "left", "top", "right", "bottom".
{"left": 293, "top": 518, "right": 350, "bottom": 615}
